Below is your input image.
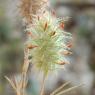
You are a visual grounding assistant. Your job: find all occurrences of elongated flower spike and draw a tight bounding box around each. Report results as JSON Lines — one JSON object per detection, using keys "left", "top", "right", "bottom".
{"left": 19, "top": 0, "right": 47, "bottom": 24}
{"left": 27, "top": 11, "right": 72, "bottom": 76}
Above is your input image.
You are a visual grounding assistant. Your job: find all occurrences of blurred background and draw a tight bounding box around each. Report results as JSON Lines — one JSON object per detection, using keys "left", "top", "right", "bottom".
{"left": 0, "top": 0, "right": 95, "bottom": 95}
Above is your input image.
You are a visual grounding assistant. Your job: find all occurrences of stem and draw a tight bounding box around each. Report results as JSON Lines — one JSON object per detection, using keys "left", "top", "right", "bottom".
{"left": 40, "top": 74, "right": 46, "bottom": 95}
{"left": 22, "top": 73, "right": 26, "bottom": 95}
{"left": 21, "top": 47, "right": 30, "bottom": 95}
{"left": 17, "top": 91, "right": 21, "bottom": 95}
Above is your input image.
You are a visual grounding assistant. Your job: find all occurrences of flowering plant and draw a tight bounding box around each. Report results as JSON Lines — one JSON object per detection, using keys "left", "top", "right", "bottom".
{"left": 5, "top": 0, "right": 82, "bottom": 95}
{"left": 26, "top": 11, "right": 72, "bottom": 76}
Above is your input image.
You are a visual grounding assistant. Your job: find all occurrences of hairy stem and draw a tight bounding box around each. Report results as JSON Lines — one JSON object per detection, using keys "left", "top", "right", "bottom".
{"left": 21, "top": 47, "right": 30, "bottom": 95}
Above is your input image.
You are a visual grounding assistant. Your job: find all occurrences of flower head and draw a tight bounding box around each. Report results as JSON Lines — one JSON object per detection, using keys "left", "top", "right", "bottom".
{"left": 19, "top": 0, "right": 47, "bottom": 24}
{"left": 26, "top": 12, "right": 72, "bottom": 75}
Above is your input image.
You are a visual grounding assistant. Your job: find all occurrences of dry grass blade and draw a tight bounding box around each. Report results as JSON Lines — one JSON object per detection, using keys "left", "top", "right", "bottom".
{"left": 5, "top": 76, "right": 17, "bottom": 91}
{"left": 50, "top": 81, "right": 71, "bottom": 95}
{"left": 55, "top": 84, "right": 83, "bottom": 95}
